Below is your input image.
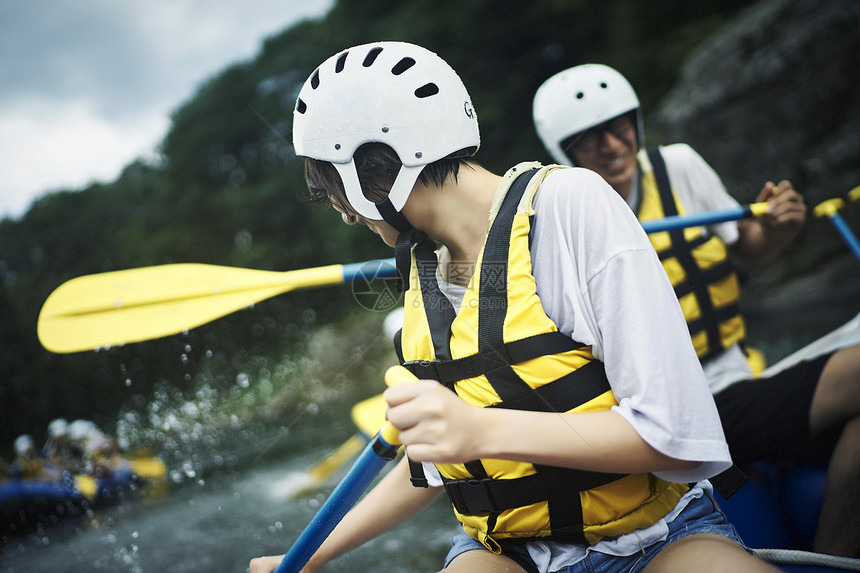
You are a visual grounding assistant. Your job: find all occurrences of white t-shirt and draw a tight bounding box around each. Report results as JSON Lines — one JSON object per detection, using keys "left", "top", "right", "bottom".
{"left": 424, "top": 165, "right": 732, "bottom": 571}
{"left": 627, "top": 144, "right": 754, "bottom": 394}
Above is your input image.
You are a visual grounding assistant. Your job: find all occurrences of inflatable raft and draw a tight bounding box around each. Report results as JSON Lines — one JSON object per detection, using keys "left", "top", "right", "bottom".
{"left": 0, "top": 455, "right": 166, "bottom": 538}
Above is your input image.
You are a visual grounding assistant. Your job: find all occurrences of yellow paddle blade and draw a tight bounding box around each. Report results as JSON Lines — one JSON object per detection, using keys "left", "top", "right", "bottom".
{"left": 129, "top": 457, "right": 167, "bottom": 481}
{"left": 305, "top": 434, "right": 367, "bottom": 483}
{"left": 350, "top": 393, "right": 388, "bottom": 437}
{"left": 296, "top": 394, "right": 390, "bottom": 493}
{"left": 74, "top": 474, "right": 98, "bottom": 500}
{"left": 37, "top": 262, "right": 344, "bottom": 353}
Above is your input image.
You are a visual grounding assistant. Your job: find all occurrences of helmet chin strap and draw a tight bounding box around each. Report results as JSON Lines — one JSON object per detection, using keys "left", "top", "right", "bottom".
{"left": 377, "top": 199, "right": 414, "bottom": 234}
{"left": 336, "top": 161, "right": 423, "bottom": 233}
{"left": 335, "top": 160, "right": 427, "bottom": 290}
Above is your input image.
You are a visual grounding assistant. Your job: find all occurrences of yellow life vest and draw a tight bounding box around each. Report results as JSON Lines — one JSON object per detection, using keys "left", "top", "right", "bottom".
{"left": 13, "top": 456, "right": 46, "bottom": 480}
{"left": 397, "top": 162, "right": 690, "bottom": 552}
{"left": 637, "top": 148, "right": 746, "bottom": 363}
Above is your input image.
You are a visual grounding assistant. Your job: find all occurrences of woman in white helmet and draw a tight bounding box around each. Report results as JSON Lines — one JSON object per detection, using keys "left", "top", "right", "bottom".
{"left": 251, "top": 43, "right": 776, "bottom": 572}
{"left": 534, "top": 64, "right": 860, "bottom": 558}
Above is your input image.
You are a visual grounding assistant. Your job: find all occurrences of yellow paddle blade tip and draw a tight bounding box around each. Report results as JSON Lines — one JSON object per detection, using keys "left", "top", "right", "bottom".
{"left": 813, "top": 198, "right": 844, "bottom": 218}
{"left": 849, "top": 186, "right": 860, "bottom": 202}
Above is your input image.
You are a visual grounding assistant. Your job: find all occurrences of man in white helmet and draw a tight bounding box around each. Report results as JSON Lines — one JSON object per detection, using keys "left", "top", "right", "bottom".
{"left": 252, "top": 43, "right": 777, "bottom": 572}
{"left": 533, "top": 63, "right": 860, "bottom": 558}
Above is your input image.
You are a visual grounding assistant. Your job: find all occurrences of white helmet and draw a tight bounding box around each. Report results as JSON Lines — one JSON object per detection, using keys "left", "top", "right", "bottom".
{"left": 533, "top": 64, "right": 641, "bottom": 165}
{"left": 293, "top": 41, "right": 480, "bottom": 223}
{"left": 14, "top": 434, "right": 35, "bottom": 456}
{"left": 69, "top": 419, "right": 98, "bottom": 441}
{"left": 48, "top": 417, "right": 68, "bottom": 438}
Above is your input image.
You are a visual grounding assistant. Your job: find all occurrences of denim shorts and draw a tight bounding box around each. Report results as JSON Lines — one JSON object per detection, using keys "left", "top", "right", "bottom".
{"left": 443, "top": 489, "right": 745, "bottom": 573}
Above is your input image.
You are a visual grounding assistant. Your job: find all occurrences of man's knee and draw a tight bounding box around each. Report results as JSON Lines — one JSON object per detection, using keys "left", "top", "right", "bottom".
{"left": 810, "top": 346, "right": 860, "bottom": 432}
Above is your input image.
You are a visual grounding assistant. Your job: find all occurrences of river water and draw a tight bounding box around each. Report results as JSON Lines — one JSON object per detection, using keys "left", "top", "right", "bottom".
{"left": 0, "top": 412, "right": 459, "bottom": 572}
{"left": 2, "top": 262, "right": 859, "bottom": 573}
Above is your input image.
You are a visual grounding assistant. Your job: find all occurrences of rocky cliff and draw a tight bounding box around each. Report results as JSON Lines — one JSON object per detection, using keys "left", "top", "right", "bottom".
{"left": 652, "top": 0, "right": 860, "bottom": 340}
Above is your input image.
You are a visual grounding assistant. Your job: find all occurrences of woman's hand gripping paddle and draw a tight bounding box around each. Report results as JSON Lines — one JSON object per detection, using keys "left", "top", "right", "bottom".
{"left": 273, "top": 365, "right": 416, "bottom": 573}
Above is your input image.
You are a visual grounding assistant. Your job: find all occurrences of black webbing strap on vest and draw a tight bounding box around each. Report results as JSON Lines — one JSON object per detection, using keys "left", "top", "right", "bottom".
{"left": 403, "top": 331, "right": 583, "bottom": 388}
{"left": 708, "top": 464, "right": 748, "bottom": 500}
{"left": 487, "top": 360, "right": 609, "bottom": 413}
{"left": 646, "top": 147, "right": 740, "bottom": 362}
{"left": 443, "top": 466, "right": 620, "bottom": 516}
{"left": 395, "top": 228, "right": 456, "bottom": 488}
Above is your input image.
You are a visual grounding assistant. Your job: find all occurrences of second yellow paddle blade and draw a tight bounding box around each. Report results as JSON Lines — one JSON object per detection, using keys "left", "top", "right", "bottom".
{"left": 128, "top": 457, "right": 167, "bottom": 481}
{"left": 350, "top": 393, "right": 388, "bottom": 437}
{"left": 306, "top": 434, "right": 367, "bottom": 483}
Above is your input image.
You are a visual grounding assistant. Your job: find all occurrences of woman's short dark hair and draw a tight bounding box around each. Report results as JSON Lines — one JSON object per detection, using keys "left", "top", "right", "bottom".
{"left": 302, "top": 143, "right": 474, "bottom": 213}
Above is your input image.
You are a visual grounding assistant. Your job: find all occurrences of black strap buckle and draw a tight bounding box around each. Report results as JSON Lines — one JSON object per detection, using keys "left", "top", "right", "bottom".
{"left": 403, "top": 360, "right": 440, "bottom": 381}
{"left": 444, "top": 477, "right": 498, "bottom": 514}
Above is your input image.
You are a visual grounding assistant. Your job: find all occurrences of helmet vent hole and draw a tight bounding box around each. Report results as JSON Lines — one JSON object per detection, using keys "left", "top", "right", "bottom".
{"left": 363, "top": 47, "right": 383, "bottom": 67}
{"left": 310, "top": 71, "right": 320, "bottom": 89}
{"left": 391, "top": 57, "right": 416, "bottom": 75}
{"left": 335, "top": 53, "right": 348, "bottom": 73}
{"left": 600, "top": 82, "right": 608, "bottom": 88}
{"left": 296, "top": 99, "right": 307, "bottom": 114}
{"left": 575, "top": 91, "right": 584, "bottom": 99}
{"left": 415, "top": 83, "right": 439, "bottom": 98}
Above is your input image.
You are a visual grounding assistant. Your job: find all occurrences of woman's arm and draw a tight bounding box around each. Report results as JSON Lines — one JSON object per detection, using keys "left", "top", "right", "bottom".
{"left": 385, "top": 381, "right": 698, "bottom": 474}
{"left": 250, "top": 457, "right": 442, "bottom": 573}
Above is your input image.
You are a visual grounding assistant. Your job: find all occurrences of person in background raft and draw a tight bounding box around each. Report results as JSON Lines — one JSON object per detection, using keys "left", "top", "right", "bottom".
{"left": 251, "top": 41, "right": 778, "bottom": 572}
{"left": 11, "top": 434, "right": 61, "bottom": 482}
{"left": 69, "top": 419, "right": 118, "bottom": 478}
{"left": 533, "top": 63, "right": 860, "bottom": 557}
{"left": 43, "top": 417, "right": 84, "bottom": 474}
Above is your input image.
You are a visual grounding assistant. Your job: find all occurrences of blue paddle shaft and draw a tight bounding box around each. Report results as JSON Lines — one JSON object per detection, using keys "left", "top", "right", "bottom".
{"left": 274, "top": 435, "right": 399, "bottom": 573}
{"left": 341, "top": 258, "right": 397, "bottom": 281}
{"left": 640, "top": 204, "right": 754, "bottom": 234}
{"left": 337, "top": 207, "right": 758, "bottom": 282}
{"left": 829, "top": 212, "right": 860, "bottom": 263}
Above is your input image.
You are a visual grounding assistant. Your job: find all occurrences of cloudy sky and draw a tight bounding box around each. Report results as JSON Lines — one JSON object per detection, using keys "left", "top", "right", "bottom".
{"left": 0, "top": 0, "right": 333, "bottom": 220}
